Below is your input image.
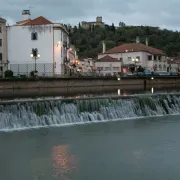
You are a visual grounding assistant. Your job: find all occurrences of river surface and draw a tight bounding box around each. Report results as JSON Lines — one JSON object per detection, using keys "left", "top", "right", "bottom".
{"left": 1, "top": 115, "right": 180, "bottom": 180}
{"left": 1, "top": 86, "right": 180, "bottom": 100}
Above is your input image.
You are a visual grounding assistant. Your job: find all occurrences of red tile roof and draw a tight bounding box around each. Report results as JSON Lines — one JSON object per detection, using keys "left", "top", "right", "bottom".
{"left": 24, "top": 16, "right": 52, "bottom": 25}
{"left": 102, "top": 43, "right": 164, "bottom": 55}
{"left": 96, "top": 55, "right": 119, "bottom": 62}
{"left": 167, "top": 57, "right": 180, "bottom": 64}
{"left": 16, "top": 19, "right": 31, "bottom": 25}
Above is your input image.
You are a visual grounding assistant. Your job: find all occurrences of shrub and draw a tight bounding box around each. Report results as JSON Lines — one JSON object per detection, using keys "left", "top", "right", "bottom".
{"left": 4, "top": 70, "right": 13, "bottom": 78}
{"left": 30, "top": 70, "right": 38, "bottom": 77}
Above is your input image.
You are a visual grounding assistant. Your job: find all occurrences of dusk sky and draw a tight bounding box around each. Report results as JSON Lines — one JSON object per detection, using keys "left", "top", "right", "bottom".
{"left": 0, "top": 0, "right": 179, "bottom": 30}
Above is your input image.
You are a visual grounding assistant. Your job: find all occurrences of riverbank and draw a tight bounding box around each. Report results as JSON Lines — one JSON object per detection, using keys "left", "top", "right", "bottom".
{"left": 0, "top": 76, "right": 179, "bottom": 90}
{"left": 0, "top": 77, "right": 179, "bottom": 98}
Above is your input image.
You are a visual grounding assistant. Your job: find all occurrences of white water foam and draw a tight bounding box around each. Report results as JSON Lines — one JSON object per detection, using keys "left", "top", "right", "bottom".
{"left": 1, "top": 94, "right": 180, "bottom": 132}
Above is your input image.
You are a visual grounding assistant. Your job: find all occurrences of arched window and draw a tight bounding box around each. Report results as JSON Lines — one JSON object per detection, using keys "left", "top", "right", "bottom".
{"left": 31, "top": 32, "right": 38, "bottom": 40}
{"left": 163, "top": 65, "right": 166, "bottom": 70}
{"left": 159, "top": 64, "right": 162, "bottom": 71}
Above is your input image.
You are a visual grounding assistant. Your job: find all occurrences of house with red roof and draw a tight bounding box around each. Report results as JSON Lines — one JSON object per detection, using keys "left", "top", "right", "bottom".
{"left": 95, "top": 55, "right": 120, "bottom": 75}
{"left": 167, "top": 57, "right": 180, "bottom": 72}
{"left": 98, "top": 42, "right": 167, "bottom": 73}
{"left": 7, "top": 10, "right": 73, "bottom": 76}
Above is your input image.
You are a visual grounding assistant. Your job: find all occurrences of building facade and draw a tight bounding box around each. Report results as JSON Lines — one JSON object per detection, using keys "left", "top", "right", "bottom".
{"left": 7, "top": 10, "right": 71, "bottom": 76}
{"left": 0, "top": 17, "right": 8, "bottom": 77}
{"left": 167, "top": 57, "right": 180, "bottom": 72}
{"left": 98, "top": 43, "right": 167, "bottom": 73}
{"left": 78, "top": 58, "right": 95, "bottom": 73}
{"left": 81, "top": 16, "right": 105, "bottom": 29}
{"left": 95, "top": 56, "right": 120, "bottom": 75}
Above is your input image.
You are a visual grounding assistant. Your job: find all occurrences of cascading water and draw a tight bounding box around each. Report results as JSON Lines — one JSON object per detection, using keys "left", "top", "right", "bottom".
{"left": 1, "top": 94, "right": 180, "bottom": 131}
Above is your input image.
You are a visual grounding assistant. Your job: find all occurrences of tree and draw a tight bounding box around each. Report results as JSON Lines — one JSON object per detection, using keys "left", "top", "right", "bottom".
{"left": 137, "top": 66, "right": 144, "bottom": 72}
{"left": 69, "top": 23, "right": 180, "bottom": 58}
{"left": 111, "top": 23, "right": 115, "bottom": 32}
{"left": 4, "top": 70, "right": 13, "bottom": 78}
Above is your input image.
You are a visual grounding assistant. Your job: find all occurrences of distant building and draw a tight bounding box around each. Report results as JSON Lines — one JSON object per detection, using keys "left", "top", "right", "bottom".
{"left": 95, "top": 55, "right": 120, "bottom": 75}
{"left": 78, "top": 58, "right": 95, "bottom": 72}
{"left": 81, "top": 16, "right": 105, "bottom": 29}
{"left": 98, "top": 43, "right": 167, "bottom": 73}
{"left": 7, "top": 10, "right": 72, "bottom": 76}
{"left": 167, "top": 57, "right": 180, "bottom": 72}
{"left": 0, "top": 17, "right": 8, "bottom": 77}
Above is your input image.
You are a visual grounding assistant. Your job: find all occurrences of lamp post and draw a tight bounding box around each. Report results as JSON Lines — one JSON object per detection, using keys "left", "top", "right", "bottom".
{"left": 30, "top": 48, "right": 40, "bottom": 73}
{"left": 132, "top": 58, "right": 139, "bottom": 72}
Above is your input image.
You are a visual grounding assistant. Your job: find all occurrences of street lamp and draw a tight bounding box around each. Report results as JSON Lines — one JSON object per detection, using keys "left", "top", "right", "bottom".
{"left": 30, "top": 48, "right": 40, "bottom": 73}
{"left": 132, "top": 58, "right": 139, "bottom": 72}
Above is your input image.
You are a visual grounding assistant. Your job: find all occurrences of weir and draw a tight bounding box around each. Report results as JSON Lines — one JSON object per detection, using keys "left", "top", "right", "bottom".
{"left": 1, "top": 93, "right": 180, "bottom": 131}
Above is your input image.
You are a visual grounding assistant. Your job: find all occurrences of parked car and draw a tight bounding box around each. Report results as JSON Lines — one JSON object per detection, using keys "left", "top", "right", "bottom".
{"left": 144, "top": 70, "right": 153, "bottom": 76}
{"left": 170, "top": 72, "right": 177, "bottom": 76}
{"left": 152, "top": 72, "right": 160, "bottom": 76}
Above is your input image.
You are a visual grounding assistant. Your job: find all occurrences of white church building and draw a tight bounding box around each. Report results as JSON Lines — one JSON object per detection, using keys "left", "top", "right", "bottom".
{"left": 7, "top": 10, "right": 71, "bottom": 76}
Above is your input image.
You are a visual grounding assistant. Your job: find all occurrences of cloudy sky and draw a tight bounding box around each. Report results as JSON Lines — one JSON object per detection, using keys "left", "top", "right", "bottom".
{"left": 0, "top": 0, "right": 180, "bottom": 30}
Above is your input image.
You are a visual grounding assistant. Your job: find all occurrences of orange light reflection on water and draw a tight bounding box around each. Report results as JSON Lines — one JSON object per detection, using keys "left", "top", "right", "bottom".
{"left": 51, "top": 145, "right": 78, "bottom": 179}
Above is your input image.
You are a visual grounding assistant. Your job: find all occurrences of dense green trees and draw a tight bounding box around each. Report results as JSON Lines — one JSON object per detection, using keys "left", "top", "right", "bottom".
{"left": 69, "top": 23, "right": 180, "bottom": 58}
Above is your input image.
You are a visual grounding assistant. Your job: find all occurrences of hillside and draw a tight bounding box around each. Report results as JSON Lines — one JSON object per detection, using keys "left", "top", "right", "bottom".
{"left": 69, "top": 23, "right": 180, "bottom": 58}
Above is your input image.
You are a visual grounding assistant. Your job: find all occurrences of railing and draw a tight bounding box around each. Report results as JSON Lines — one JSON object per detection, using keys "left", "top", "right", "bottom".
{"left": 10, "top": 63, "right": 54, "bottom": 77}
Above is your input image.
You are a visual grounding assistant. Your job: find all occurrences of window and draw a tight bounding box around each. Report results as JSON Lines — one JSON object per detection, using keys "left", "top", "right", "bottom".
{"left": 148, "top": 55, "right": 152, "bottom": 60}
{"left": 163, "top": 65, "right": 166, "bottom": 70}
{"left": 31, "top": 32, "right": 38, "bottom": 40}
{"left": 0, "top": 53, "right": 2, "bottom": 60}
{"left": 0, "top": 39, "right": 2, "bottom": 46}
{"left": 0, "top": 67, "right": 2, "bottom": 71}
{"left": 119, "top": 57, "right": 123, "bottom": 62}
{"left": 128, "top": 57, "right": 131, "bottom": 61}
{"left": 105, "top": 67, "right": 110, "bottom": 71}
{"left": 0, "top": 25, "right": 1, "bottom": 33}
{"left": 113, "top": 67, "right": 119, "bottom": 71}
{"left": 159, "top": 64, "right": 162, "bottom": 70}
{"left": 97, "top": 67, "right": 103, "bottom": 71}
{"left": 136, "top": 56, "right": 140, "bottom": 62}
{"left": 158, "top": 56, "right": 161, "bottom": 60}
{"left": 154, "top": 55, "right": 157, "bottom": 60}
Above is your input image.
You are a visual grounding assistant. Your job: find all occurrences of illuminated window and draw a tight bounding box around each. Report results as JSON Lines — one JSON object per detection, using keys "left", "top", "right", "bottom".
{"left": 136, "top": 56, "right": 140, "bottom": 61}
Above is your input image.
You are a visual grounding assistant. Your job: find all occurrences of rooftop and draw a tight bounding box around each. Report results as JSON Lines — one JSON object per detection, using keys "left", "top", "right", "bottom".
{"left": 167, "top": 57, "right": 180, "bottom": 64}
{"left": 96, "top": 55, "right": 119, "bottom": 62}
{"left": 16, "top": 19, "right": 31, "bottom": 25}
{"left": 24, "top": 16, "right": 52, "bottom": 25}
{"left": 0, "top": 17, "right": 6, "bottom": 23}
{"left": 102, "top": 43, "right": 164, "bottom": 55}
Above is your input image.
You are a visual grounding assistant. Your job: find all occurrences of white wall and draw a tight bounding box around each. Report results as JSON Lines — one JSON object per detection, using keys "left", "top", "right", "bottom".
{"left": 153, "top": 55, "right": 167, "bottom": 71}
{"left": 95, "top": 61, "right": 121, "bottom": 75}
{"left": 7, "top": 25, "right": 53, "bottom": 64}
{"left": 0, "top": 20, "right": 7, "bottom": 77}
{"left": 54, "top": 29, "right": 62, "bottom": 75}
{"left": 7, "top": 24, "right": 70, "bottom": 76}
{"left": 98, "top": 51, "right": 167, "bottom": 71}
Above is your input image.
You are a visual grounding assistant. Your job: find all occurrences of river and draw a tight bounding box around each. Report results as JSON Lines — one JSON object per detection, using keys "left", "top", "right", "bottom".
{"left": 0, "top": 93, "right": 180, "bottom": 179}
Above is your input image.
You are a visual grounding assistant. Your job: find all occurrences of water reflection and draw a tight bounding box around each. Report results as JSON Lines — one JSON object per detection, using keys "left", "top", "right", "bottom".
{"left": 51, "top": 145, "right": 78, "bottom": 179}
{"left": 151, "top": 87, "right": 154, "bottom": 94}
{"left": 118, "top": 89, "right": 120, "bottom": 96}
{"left": 1, "top": 86, "right": 180, "bottom": 101}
